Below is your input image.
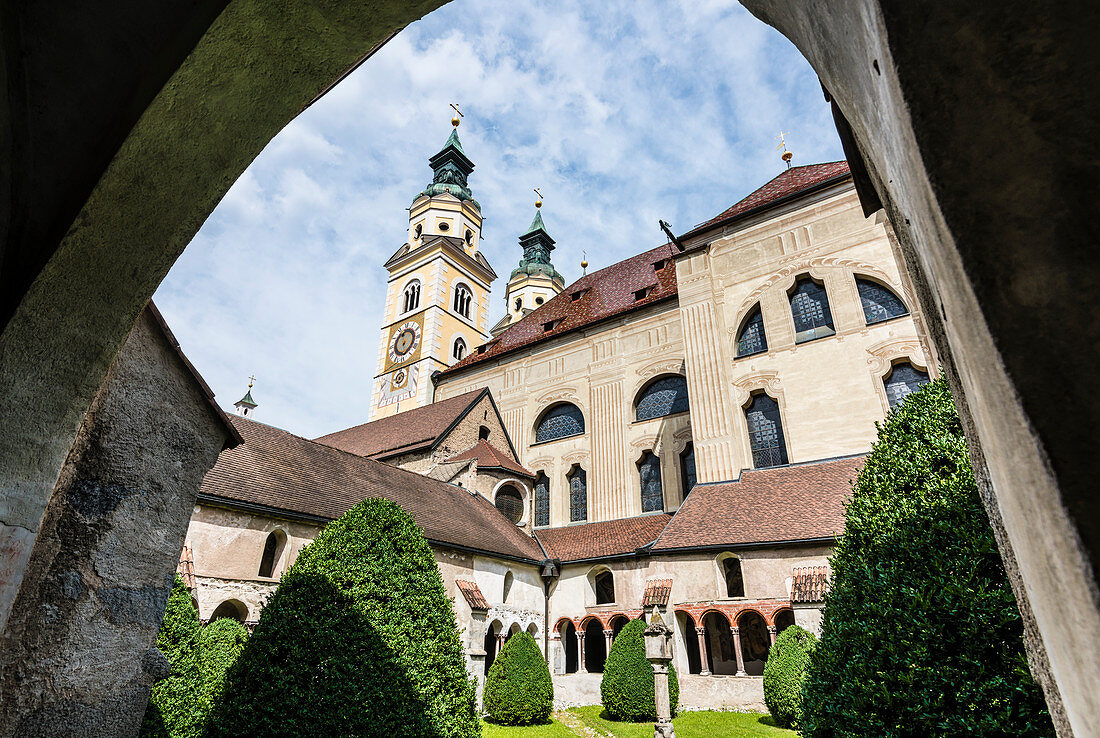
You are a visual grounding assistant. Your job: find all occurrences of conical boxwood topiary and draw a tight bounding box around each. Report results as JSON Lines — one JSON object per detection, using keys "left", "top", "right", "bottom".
{"left": 600, "top": 619, "right": 678, "bottom": 722}
{"left": 207, "top": 497, "right": 479, "bottom": 738}
{"left": 762, "top": 625, "right": 815, "bottom": 729}
{"left": 801, "top": 378, "right": 1055, "bottom": 736}
{"left": 483, "top": 631, "right": 553, "bottom": 725}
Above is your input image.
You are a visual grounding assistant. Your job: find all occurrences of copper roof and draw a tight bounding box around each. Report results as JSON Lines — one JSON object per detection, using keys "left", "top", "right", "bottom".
{"left": 653, "top": 456, "right": 864, "bottom": 551}
{"left": 313, "top": 388, "right": 488, "bottom": 459}
{"left": 440, "top": 243, "right": 679, "bottom": 376}
{"left": 447, "top": 439, "right": 533, "bottom": 477}
{"left": 455, "top": 580, "right": 490, "bottom": 610}
{"left": 200, "top": 416, "right": 544, "bottom": 562}
{"left": 536, "top": 514, "right": 672, "bottom": 563}
{"left": 791, "top": 565, "right": 830, "bottom": 603}
{"left": 642, "top": 578, "right": 673, "bottom": 608}
{"left": 683, "top": 161, "right": 851, "bottom": 238}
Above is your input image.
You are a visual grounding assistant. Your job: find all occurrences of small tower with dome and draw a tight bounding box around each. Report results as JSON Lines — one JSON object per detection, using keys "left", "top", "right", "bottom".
{"left": 234, "top": 376, "right": 258, "bottom": 418}
{"left": 492, "top": 193, "right": 565, "bottom": 336}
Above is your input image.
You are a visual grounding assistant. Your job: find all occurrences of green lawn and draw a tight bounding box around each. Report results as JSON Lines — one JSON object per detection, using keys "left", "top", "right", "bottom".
{"left": 481, "top": 718, "right": 576, "bottom": 738}
{"left": 481, "top": 709, "right": 796, "bottom": 737}
{"left": 568, "top": 706, "right": 796, "bottom": 737}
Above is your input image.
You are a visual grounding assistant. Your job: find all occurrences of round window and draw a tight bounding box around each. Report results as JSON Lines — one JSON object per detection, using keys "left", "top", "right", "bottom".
{"left": 438, "top": 221, "right": 450, "bottom": 232}
{"left": 495, "top": 486, "right": 524, "bottom": 524}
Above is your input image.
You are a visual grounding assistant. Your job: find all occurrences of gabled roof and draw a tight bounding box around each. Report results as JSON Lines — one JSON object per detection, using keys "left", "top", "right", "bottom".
{"left": 642, "top": 578, "right": 673, "bottom": 608}
{"left": 201, "top": 416, "right": 544, "bottom": 563}
{"left": 652, "top": 455, "right": 864, "bottom": 551}
{"left": 314, "top": 388, "right": 490, "bottom": 460}
{"left": 447, "top": 439, "right": 533, "bottom": 478}
{"left": 681, "top": 161, "right": 851, "bottom": 240}
{"left": 441, "top": 243, "right": 678, "bottom": 376}
{"left": 535, "top": 514, "right": 673, "bottom": 563}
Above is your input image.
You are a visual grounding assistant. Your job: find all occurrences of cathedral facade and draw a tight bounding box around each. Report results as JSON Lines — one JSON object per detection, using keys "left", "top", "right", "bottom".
{"left": 179, "top": 124, "right": 937, "bottom": 708}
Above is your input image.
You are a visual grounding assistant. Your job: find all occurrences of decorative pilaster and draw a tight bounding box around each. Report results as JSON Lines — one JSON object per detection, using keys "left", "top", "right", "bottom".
{"left": 695, "top": 626, "right": 711, "bottom": 676}
{"left": 730, "top": 626, "right": 747, "bottom": 676}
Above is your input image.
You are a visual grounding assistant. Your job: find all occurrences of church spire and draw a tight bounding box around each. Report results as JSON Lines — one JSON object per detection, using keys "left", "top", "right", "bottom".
{"left": 494, "top": 192, "right": 565, "bottom": 334}
{"left": 511, "top": 197, "right": 563, "bottom": 284}
{"left": 418, "top": 120, "right": 479, "bottom": 208}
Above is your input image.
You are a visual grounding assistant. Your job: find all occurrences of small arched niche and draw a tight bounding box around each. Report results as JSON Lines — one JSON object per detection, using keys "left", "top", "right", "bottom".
{"left": 258, "top": 529, "right": 287, "bottom": 578}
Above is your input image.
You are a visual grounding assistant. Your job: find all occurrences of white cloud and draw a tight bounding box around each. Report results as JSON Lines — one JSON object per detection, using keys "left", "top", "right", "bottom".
{"left": 154, "top": 0, "right": 843, "bottom": 438}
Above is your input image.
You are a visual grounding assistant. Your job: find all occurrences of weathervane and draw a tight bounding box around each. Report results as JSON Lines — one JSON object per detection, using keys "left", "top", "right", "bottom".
{"left": 776, "top": 130, "right": 794, "bottom": 169}
{"left": 534, "top": 188, "right": 543, "bottom": 209}
{"left": 450, "top": 103, "right": 463, "bottom": 127}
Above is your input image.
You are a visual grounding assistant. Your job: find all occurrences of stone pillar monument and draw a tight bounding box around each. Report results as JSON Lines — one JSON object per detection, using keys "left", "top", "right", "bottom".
{"left": 644, "top": 610, "right": 676, "bottom": 738}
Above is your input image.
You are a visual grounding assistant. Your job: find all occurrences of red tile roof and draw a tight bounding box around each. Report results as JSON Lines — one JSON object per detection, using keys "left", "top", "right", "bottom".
{"left": 653, "top": 456, "right": 864, "bottom": 551}
{"left": 536, "top": 514, "right": 672, "bottom": 563}
{"left": 447, "top": 439, "right": 533, "bottom": 477}
{"left": 314, "top": 388, "right": 487, "bottom": 459}
{"left": 440, "top": 243, "right": 679, "bottom": 376}
{"left": 201, "top": 417, "right": 544, "bottom": 562}
{"left": 642, "top": 578, "right": 673, "bottom": 608}
{"left": 177, "top": 546, "right": 196, "bottom": 592}
{"left": 791, "top": 565, "right": 830, "bottom": 603}
{"left": 684, "top": 161, "right": 851, "bottom": 237}
{"left": 456, "top": 580, "right": 490, "bottom": 610}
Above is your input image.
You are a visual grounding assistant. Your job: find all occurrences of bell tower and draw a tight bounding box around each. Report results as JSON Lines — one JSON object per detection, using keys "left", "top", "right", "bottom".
{"left": 370, "top": 113, "right": 497, "bottom": 421}
{"left": 494, "top": 196, "right": 564, "bottom": 335}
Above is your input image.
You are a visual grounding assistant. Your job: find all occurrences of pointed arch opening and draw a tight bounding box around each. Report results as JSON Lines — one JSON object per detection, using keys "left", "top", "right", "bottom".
{"left": 533, "top": 471, "right": 550, "bottom": 527}
{"left": 638, "top": 450, "right": 664, "bottom": 513}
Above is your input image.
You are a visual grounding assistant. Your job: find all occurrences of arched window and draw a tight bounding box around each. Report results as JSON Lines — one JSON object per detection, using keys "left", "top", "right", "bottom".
{"left": 503, "top": 571, "right": 514, "bottom": 603}
{"left": 257, "top": 529, "right": 286, "bottom": 578}
{"left": 478, "top": 425, "right": 490, "bottom": 441}
{"left": 884, "top": 362, "right": 931, "bottom": 408}
{"left": 789, "top": 276, "right": 834, "bottom": 343}
{"left": 452, "top": 337, "right": 467, "bottom": 361}
{"left": 514, "top": 297, "right": 522, "bottom": 312}
{"left": 736, "top": 305, "right": 768, "bottom": 357}
{"left": 594, "top": 570, "right": 615, "bottom": 605}
{"left": 402, "top": 280, "right": 421, "bottom": 313}
{"left": 494, "top": 484, "right": 524, "bottom": 524}
{"left": 857, "top": 277, "right": 908, "bottom": 325}
{"left": 680, "top": 442, "right": 697, "bottom": 498}
{"left": 534, "top": 472, "right": 550, "bottom": 527}
{"left": 568, "top": 466, "right": 587, "bottom": 523}
{"left": 635, "top": 375, "right": 690, "bottom": 421}
{"left": 210, "top": 599, "right": 247, "bottom": 623}
{"left": 722, "top": 556, "right": 745, "bottom": 597}
{"left": 745, "top": 393, "right": 788, "bottom": 468}
{"left": 638, "top": 451, "right": 663, "bottom": 513}
{"left": 413, "top": 223, "right": 423, "bottom": 240}
{"left": 453, "top": 282, "right": 473, "bottom": 318}
{"left": 535, "top": 403, "right": 585, "bottom": 443}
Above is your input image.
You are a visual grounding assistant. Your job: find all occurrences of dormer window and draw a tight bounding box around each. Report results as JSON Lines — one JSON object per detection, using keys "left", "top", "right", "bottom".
{"left": 633, "top": 286, "right": 654, "bottom": 302}
{"left": 570, "top": 289, "right": 588, "bottom": 302}
{"left": 653, "top": 258, "right": 669, "bottom": 271}
{"left": 543, "top": 319, "right": 563, "bottom": 332}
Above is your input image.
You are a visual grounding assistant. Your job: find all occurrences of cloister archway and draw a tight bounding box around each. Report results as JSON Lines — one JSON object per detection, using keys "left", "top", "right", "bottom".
{"left": 0, "top": 2, "right": 1096, "bottom": 734}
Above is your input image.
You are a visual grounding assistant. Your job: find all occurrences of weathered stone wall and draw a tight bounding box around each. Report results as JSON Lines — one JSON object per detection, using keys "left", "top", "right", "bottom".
{"left": 0, "top": 308, "right": 233, "bottom": 737}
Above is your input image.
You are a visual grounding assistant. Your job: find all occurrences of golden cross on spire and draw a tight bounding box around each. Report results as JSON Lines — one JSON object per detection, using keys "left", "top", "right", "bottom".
{"left": 247, "top": 374, "right": 256, "bottom": 389}
{"left": 534, "top": 188, "right": 543, "bottom": 209}
{"left": 449, "top": 103, "right": 463, "bottom": 127}
{"left": 776, "top": 130, "right": 794, "bottom": 168}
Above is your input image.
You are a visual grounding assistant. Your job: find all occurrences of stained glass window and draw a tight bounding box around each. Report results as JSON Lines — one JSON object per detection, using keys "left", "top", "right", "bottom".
{"left": 495, "top": 485, "right": 524, "bottom": 524}
{"left": 884, "top": 363, "right": 930, "bottom": 408}
{"left": 535, "top": 403, "right": 585, "bottom": 443}
{"left": 746, "top": 393, "right": 788, "bottom": 468}
{"left": 680, "top": 443, "right": 697, "bottom": 498}
{"left": 736, "top": 306, "right": 768, "bottom": 357}
{"left": 569, "top": 467, "right": 587, "bottom": 523}
{"left": 595, "top": 571, "right": 615, "bottom": 605}
{"left": 635, "top": 375, "right": 690, "bottom": 421}
{"left": 534, "top": 473, "right": 550, "bottom": 527}
{"left": 639, "top": 451, "right": 664, "bottom": 513}
{"left": 857, "top": 278, "right": 908, "bottom": 325}
{"left": 789, "top": 277, "right": 834, "bottom": 342}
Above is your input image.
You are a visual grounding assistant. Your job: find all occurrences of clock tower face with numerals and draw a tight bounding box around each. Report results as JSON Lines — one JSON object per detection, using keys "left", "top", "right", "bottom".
{"left": 388, "top": 321, "right": 421, "bottom": 364}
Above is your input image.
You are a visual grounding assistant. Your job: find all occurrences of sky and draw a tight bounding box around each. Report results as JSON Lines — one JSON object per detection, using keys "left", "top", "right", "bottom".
{"left": 153, "top": 0, "right": 844, "bottom": 439}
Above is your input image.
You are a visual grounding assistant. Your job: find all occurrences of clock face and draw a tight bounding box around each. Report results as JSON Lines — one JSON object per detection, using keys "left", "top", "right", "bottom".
{"left": 388, "top": 321, "right": 421, "bottom": 364}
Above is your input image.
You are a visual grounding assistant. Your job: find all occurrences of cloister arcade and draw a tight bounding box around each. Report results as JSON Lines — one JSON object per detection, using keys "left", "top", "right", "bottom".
{"left": 482, "top": 616, "right": 540, "bottom": 675}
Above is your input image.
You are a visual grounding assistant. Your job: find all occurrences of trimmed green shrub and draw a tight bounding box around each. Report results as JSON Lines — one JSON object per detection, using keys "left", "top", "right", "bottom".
{"left": 483, "top": 631, "right": 553, "bottom": 725}
{"left": 207, "top": 497, "right": 479, "bottom": 738}
{"left": 801, "top": 378, "right": 1055, "bottom": 737}
{"left": 600, "top": 619, "right": 678, "bottom": 722}
{"left": 762, "top": 625, "right": 815, "bottom": 729}
{"left": 141, "top": 577, "right": 248, "bottom": 738}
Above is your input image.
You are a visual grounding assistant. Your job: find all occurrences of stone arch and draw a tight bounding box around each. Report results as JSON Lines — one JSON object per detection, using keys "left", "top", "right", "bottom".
{"left": 774, "top": 607, "right": 795, "bottom": 634}
{"left": 257, "top": 527, "right": 288, "bottom": 579}
{"left": 210, "top": 599, "right": 248, "bottom": 623}
{"left": 715, "top": 551, "right": 745, "bottom": 598}
{"left": 676, "top": 610, "right": 703, "bottom": 675}
{"left": 582, "top": 618, "right": 607, "bottom": 673}
{"left": 559, "top": 619, "right": 579, "bottom": 674}
{"left": 736, "top": 610, "right": 770, "bottom": 675}
{"left": 533, "top": 401, "right": 585, "bottom": 444}
{"left": 587, "top": 566, "right": 615, "bottom": 606}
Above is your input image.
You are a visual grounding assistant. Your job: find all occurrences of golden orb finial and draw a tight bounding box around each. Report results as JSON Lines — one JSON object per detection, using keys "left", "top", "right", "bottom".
{"left": 449, "top": 102, "right": 463, "bottom": 127}
{"left": 777, "top": 130, "right": 794, "bottom": 169}
{"left": 581, "top": 249, "right": 588, "bottom": 275}
{"left": 533, "top": 188, "right": 543, "bottom": 209}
